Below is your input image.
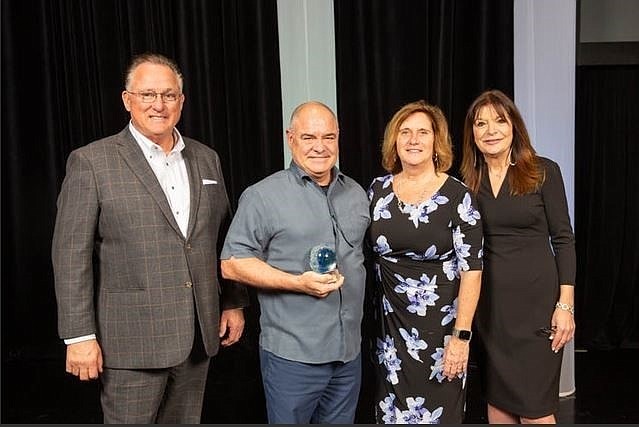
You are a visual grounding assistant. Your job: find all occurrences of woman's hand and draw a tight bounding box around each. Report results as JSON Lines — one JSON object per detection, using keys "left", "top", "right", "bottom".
{"left": 549, "top": 307, "right": 575, "bottom": 353}
{"left": 442, "top": 337, "right": 470, "bottom": 380}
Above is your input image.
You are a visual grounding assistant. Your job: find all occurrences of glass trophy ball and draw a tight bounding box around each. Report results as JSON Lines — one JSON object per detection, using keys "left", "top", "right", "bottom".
{"left": 309, "top": 245, "right": 337, "bottom": 274}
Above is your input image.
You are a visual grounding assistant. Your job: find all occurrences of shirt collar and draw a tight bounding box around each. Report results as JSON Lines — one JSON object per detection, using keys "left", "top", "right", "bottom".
{"left": 128, "top": 121, "right": 185, "bottom": 155}
{"left": 288, "top": 160, "right": 344, "bottom": 186}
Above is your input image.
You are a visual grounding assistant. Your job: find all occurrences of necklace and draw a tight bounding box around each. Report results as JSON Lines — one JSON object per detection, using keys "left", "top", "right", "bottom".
{"left": 490, "top": 168, "right": 505, "bottom": 179}
{"left": 488, "top": 164, "right": 510, "bottom": 180}
{"left": 395, "top": 173, "right": 438, "bottom": 211}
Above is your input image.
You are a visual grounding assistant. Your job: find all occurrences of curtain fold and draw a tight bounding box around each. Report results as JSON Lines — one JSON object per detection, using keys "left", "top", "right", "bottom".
{"left": 1, "top": 0, "right": 282, "bottom": 360}
{"left": 575, "top": 65, "right": 639, "bottom": 349}
{"left": 334, "top": 0, "right": 514, "bottom": 187}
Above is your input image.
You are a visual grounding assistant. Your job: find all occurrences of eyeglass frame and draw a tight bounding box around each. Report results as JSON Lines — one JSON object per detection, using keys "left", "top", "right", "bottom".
{"left": 126, "top": 90, "right": 183, "bottom": 103}
{"left": 536, "top": 326, "right": 557, "bottom": 337}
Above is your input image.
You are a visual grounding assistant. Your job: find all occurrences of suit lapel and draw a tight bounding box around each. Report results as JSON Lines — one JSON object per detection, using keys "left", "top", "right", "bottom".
{"left": 116, "top": 128, "right": 183, "bottom": 238}
{"left": 182, "top": 141, "right": 202, "bottom": 240}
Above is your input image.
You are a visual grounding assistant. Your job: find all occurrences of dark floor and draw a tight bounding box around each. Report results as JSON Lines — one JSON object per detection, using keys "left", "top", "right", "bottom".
{"left": 2, "top": 347, "right": 638, "bottom": 424}
{"left": 461, "top": 348, "right": 639, "bottom": 424}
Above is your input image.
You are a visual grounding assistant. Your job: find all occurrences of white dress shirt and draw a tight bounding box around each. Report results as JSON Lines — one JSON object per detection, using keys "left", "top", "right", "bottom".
{"left": 129, "top": 122, "right": 191, "bottom": 237}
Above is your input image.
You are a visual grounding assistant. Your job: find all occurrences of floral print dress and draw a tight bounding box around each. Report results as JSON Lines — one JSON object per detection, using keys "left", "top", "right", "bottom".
{"left": 368, "top": 174, "right": 483, "bottom": 424}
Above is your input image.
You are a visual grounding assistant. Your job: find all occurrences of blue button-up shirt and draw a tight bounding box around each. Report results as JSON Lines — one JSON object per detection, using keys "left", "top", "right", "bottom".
{"left": 221, "top": 162, "right": 370, "bottom": 363}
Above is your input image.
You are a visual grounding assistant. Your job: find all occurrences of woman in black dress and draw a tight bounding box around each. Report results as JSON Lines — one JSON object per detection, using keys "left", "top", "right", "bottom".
{"left": 368, "top": 100, "right": 483, "bottom": 423}
{"left": 460, "top": 90, "right": 576, "bottom": 423}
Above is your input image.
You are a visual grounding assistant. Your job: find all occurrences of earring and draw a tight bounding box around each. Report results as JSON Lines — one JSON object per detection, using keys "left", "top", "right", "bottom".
{"left": 508, "top": 148, "right": 517, "bottom": 166}
{"left": 433, "top": 152, "right": 439, "bottom": 168}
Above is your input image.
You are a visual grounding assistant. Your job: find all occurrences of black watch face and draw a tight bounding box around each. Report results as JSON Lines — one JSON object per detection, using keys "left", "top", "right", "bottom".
{"left": 457, "top": 330, "right": 472, "bottom": 340}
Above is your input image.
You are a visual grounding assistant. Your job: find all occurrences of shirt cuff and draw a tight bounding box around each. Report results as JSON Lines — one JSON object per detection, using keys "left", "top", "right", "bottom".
{"left": 64, "top": 334, "right": 97, "bottom": 345}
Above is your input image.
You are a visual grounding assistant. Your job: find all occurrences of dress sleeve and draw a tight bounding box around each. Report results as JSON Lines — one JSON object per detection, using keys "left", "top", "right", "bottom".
{"left": 541, "top": 158, "right": 576, "bottom": 286}
{"left": 453, "top": 187, "right": 484, "bottom": 272}
{"left": 367, "top": 177, "right": 379, "bottom": 202}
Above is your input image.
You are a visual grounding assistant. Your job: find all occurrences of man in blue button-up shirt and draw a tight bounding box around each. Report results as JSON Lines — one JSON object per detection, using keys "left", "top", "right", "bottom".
{"left": 221, "top": 101, "right": 370, "bottom": 424}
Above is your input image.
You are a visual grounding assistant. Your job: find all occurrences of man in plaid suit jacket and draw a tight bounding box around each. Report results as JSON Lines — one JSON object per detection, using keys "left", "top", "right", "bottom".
{"left": 52, "top": 53, "right": 248, "bottom": 423}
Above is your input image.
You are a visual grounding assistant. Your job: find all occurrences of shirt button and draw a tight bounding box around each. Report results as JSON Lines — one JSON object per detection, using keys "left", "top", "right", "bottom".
{"left": 185, "top": 281, "right": 192, "bottom": 288}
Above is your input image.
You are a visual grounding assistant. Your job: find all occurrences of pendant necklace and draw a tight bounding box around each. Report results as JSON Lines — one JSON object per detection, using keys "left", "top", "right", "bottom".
{"left": 395, "top": 173, "right": 437, "bottom": 211}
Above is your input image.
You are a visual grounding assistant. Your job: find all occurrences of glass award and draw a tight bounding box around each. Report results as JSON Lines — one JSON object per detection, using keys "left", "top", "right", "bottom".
{"left": 309, "top": 244, "right": 337, "bottom": 274}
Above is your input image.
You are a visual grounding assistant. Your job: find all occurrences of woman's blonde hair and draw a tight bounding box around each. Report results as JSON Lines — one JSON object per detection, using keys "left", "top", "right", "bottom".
{"left": 381, "top": 100, "right": 453, "bottom": 174}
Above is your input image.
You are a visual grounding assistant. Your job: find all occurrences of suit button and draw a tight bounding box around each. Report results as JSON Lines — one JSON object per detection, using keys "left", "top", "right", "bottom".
{"left": 185, "top": 243, "right": 192, "bottom": 250}
{"left": 185, "top": 281, "right": 193, "bottom": 288}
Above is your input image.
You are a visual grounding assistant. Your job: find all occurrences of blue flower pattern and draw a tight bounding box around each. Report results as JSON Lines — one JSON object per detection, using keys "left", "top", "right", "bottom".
{"left": 458, "top": 192, "right": 481, "bottom": 225}
{"left": 406, "top": 244, "right": 438, "bottom": 261}
{"left": 378, "top": 393, "right": 401, "bottom": 424}
{"left": 374, "top": 235, "right": 392, "bottom": 255}
{"left": 369, "top": 175, "right": 482, "bottom": 423}
{"left": 394, "top": 273, "right": 440, "bottom": 316}
{"left": 399, "top": 327, "right": 428, "bottom": 362}
{"left": 440, "top": 297, "right": 458, "bottom": 326}
{"left": 382, "top": 294, "right": 394, "bottom": 315}
{"left": 373, "top": 193, "right": 395, "bottom": 221}
{"left": 402, "top": 193, "right": 450, "bottom": 228}
{"left": 377, "top": 335, "right": 402, "bottom": 385}
{"left": 378, "top": 393, "right": 444, "bottom": 424}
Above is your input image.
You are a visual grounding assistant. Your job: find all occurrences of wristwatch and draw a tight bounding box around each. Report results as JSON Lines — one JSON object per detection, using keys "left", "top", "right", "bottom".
{"left": 452, "top": 328, "right": 472, "bottom": 341}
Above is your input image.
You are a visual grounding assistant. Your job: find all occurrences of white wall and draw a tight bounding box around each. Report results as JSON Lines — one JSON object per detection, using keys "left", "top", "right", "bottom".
{"left": 277, "top": 0, "right": 337, "bottom": 167}
{"left": 514, "top": 0, "right": 576, "bottom": 397}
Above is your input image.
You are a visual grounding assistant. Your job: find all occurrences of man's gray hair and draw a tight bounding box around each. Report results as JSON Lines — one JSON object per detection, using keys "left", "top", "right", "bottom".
{"left": 124, "top": 53, "right": 184, "bottom": 92}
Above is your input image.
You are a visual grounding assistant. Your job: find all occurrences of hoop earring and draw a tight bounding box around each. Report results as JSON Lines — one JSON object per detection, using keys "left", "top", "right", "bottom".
{"left": 508, "top": 147, "right": 517, "bottom": 166}
{"left": 474, "top": 148, "right": 481, "bottom": 168}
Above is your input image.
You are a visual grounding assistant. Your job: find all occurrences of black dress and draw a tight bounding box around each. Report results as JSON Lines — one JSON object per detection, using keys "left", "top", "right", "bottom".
{"left": 368, "top": 174, "right": 483, "bottom": 424}
{"left": 475, "top": 157, "right": 576, "bottom": 418}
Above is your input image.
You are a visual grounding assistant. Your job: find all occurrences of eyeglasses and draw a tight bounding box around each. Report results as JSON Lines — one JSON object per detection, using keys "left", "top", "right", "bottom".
{"left": 536, "top": 326, "right": 557, "bottom": 337}
{"left": 127, "top": 91, "right": 181, "bottom": 103}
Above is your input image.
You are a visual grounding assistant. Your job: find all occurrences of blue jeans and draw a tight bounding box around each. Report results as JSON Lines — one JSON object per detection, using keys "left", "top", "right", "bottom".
{"left": 259, "top": 347, "right": 361, "bottom": 424}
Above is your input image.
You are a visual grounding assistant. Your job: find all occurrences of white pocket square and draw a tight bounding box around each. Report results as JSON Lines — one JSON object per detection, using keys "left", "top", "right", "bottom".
{"left": 202, "top": 179, "right": 218, "bottom": 185}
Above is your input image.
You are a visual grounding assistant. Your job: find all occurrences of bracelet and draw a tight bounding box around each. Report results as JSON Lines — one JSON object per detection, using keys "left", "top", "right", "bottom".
{"left": 555, "top": 302, "right": 574, "bottom": 315}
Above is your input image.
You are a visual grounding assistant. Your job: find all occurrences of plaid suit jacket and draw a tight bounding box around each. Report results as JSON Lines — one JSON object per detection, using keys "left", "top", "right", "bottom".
{"left": 52, "top": 127, "right": 248, "bottom": 369}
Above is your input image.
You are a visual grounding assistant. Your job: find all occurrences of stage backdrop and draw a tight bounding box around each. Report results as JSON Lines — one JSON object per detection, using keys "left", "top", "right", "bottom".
{"left": 2, "top": 0, "right": 637, "bottom": 424}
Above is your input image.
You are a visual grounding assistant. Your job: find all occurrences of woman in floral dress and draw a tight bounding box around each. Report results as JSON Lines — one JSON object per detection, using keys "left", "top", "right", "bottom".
{"left": 368, "top": 100, "right": 483, "bottom": 424}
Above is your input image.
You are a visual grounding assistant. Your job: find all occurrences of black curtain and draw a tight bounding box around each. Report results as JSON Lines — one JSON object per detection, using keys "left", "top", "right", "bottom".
{"left": 15, "top": 0, "right": 636, "bottom": 423}
{"left": 575, "top": 65, "right": 639, "bottom": 350}
{"left": 2, "top": 0, "right": 281, "bottom": 423}
{"left": 334, "top": 0, "right": 513, "bottom": 188}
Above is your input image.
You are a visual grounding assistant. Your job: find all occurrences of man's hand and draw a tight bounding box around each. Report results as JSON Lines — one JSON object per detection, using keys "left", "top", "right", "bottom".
{"left": 298, "top": 270, "right": 344, "bottom": 298}
{"left": 219, "top": 308, "right": 245, "bottom": 346}
{"left": 66, "top": 339, "right": 103, "bottom": 381}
